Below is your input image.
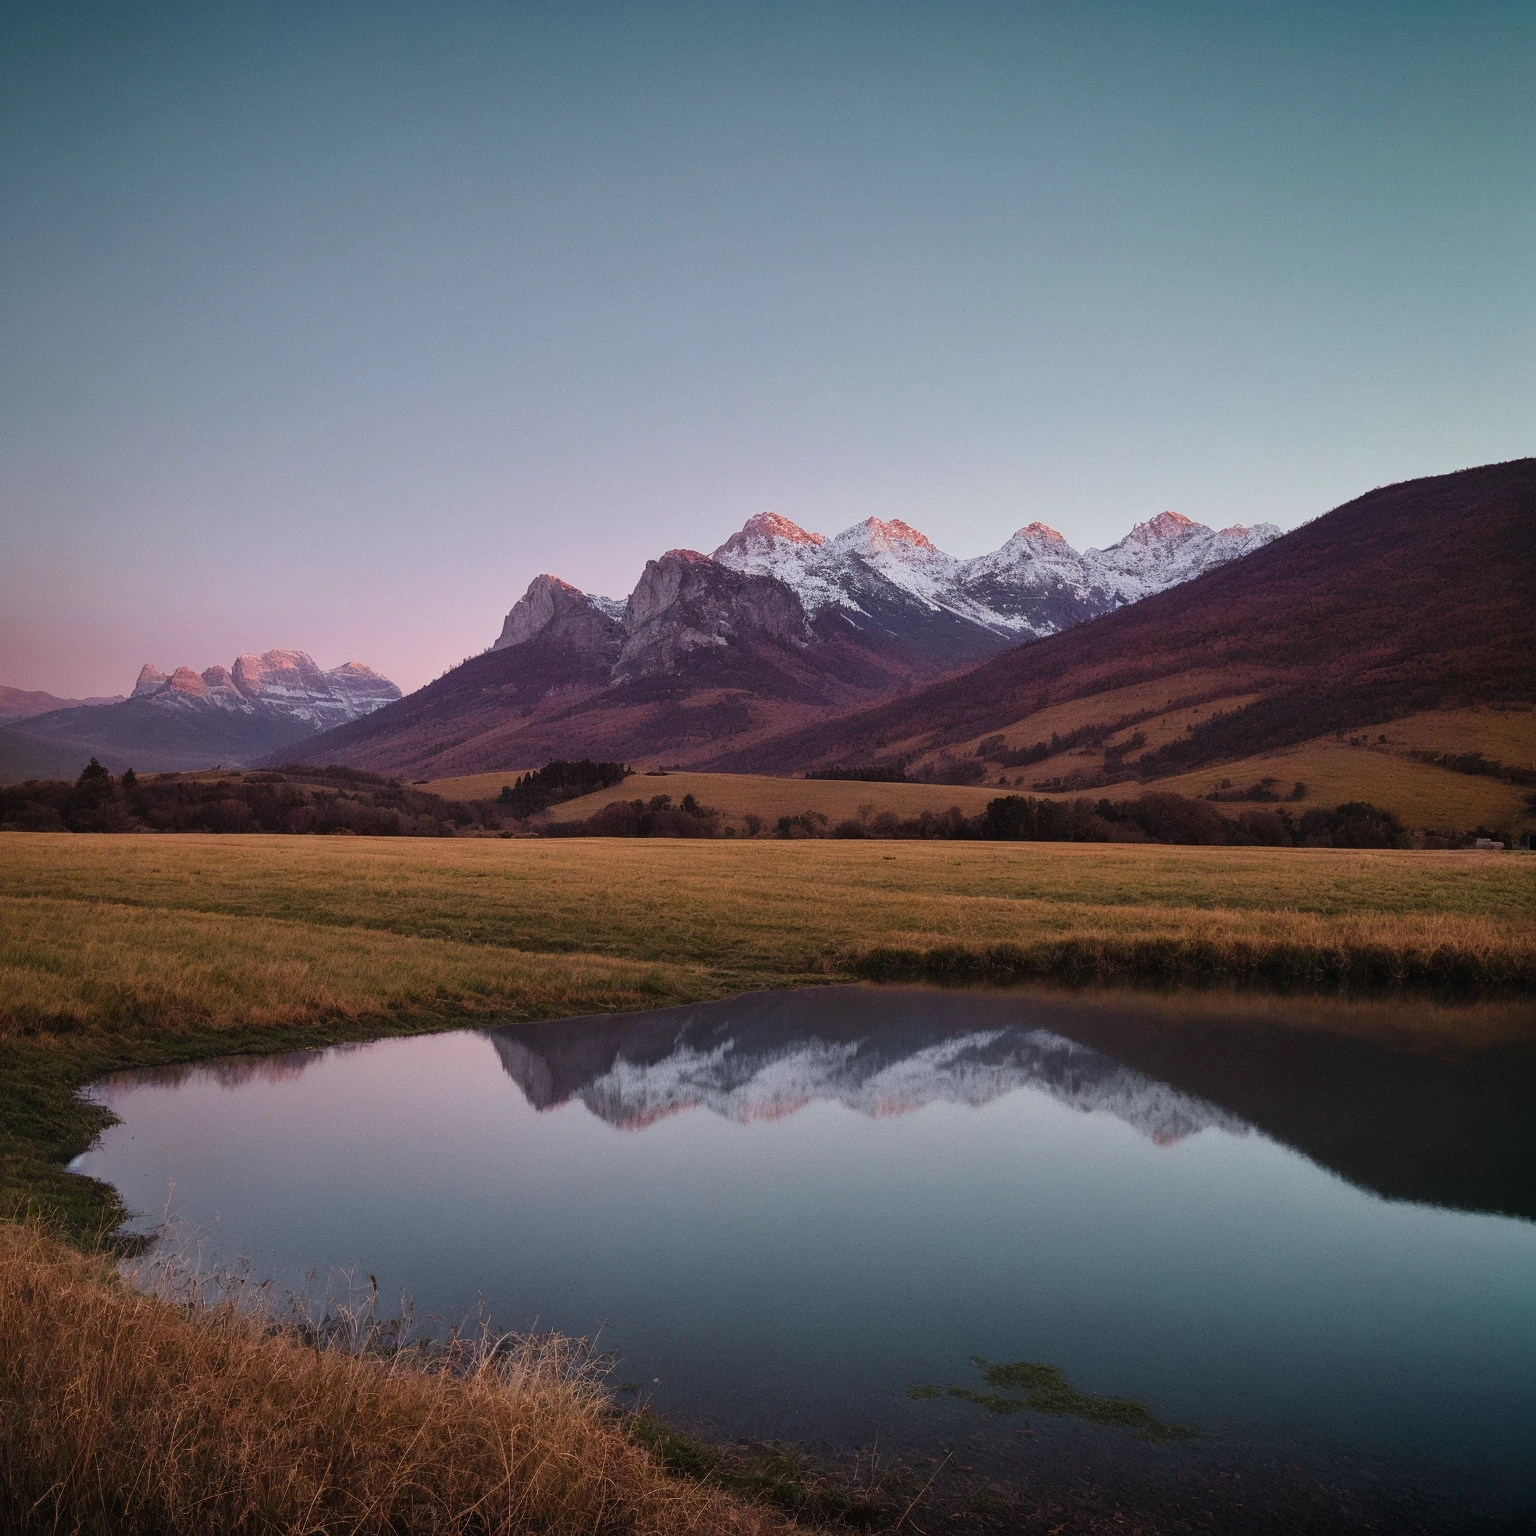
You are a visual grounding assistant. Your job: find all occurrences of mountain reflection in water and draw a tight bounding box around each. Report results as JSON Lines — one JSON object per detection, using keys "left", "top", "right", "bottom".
{"left": 487, "top": 985, "right": 1536, "bottom": 1221}
{"left": 494, "top": 1017, "right": 1245, "bottom": 1145}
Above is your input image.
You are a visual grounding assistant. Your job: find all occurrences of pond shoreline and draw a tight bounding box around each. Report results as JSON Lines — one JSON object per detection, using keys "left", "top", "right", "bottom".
{"left": 63, "top": 990, "right": 1536, "bottom": 1535}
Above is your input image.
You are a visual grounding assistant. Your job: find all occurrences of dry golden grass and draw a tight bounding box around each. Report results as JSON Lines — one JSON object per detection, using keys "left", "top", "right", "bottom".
{"left": 1129, "top": 737, "right": 1531, "bottom": 830}
{"left": 418, "top": 701, "right": 1536, "bottom": 830}
{"left": 1378, "top": 705, "right": 1536, "bottom": 760}
{"left": 547, "top": 771, "right": 1006, "bottom": 826}
{"left": 420, "top": 770, "right": 539, "bottom": 799}
{"left": 1, "top": 894, "right": 713, "bottom": 1042}
{"left": 423, "top": 767, "right": 1006, "bottom": 824}
{"left": 916, "top": 671, "right": 1276, "bottom": 763}
{"left": 0, "top": 1220, "right": 778, "bottom": 1536}
{"left": 4, "top": 834, "right": 1531, "bottom": 1029}
{"left": 912, "top": 696, "right": 1535, "bottom": 830}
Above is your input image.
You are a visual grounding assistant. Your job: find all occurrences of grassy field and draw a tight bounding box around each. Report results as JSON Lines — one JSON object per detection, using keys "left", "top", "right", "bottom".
{"left": 425, "top": 767, "right": 1008, "bottom": 824}
{"left": 1130, "top": 735, "right": 1532, "bottom": 831}
{"left": 920, "top": 698, "right": 1536, "bottom": 833}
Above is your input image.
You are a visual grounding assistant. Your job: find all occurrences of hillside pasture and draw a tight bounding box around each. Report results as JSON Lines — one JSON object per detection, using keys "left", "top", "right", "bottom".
{"left": 423, "top": 769, "right": 1005, "bottom": 826}
{"left": 907, "top": 701, "right": 1533, "bottom": 835}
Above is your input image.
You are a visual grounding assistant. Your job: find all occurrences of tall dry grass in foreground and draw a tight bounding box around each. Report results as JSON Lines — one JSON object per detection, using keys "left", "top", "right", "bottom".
{"left": 0, "top": 1220, "right": 779, "bottom": 1536}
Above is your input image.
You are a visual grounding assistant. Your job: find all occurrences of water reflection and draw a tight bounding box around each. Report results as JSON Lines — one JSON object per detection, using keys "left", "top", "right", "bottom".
{"left": 74, "top": 984, "right": 1536, "bottom": 1523}
{"left": 489, "top": 986, "right": 1536, "bottom": 1220}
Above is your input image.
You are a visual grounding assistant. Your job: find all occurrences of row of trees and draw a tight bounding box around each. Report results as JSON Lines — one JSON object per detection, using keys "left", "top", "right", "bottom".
{"left": 7, "top": 761, "right": 1507, "bottom": 850}
{"left": 545, "top": 788, "right": 1417, "bottom": 848}
{"left": 0, "top": 761, "right": 497, "bottom": 837}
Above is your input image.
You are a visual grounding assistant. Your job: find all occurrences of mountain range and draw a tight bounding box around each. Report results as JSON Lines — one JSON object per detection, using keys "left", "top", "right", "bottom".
{"left": 0, "top": 650, "right": 400, "bottom": 779}
{"left": 6, "top": 461, "right": 1529, "bottom": 793}
{"left": 278, "top": 507, "right": 1277, "bottom": 778}
{"left": 729, "top": 457, "right": 1536, "bottom": 785}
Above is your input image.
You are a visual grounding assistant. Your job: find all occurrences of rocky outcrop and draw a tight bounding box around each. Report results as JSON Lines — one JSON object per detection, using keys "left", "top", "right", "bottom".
{"left": 614, "top": 550, "right": 811, "bottom": 681}
{"left": 491, "top": 576, "right": 624, "bottom": 661}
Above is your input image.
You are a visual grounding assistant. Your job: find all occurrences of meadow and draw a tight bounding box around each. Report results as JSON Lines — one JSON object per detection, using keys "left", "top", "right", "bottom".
{"left": 425, "top": 767, "right": 1007, "bottom": 823}
{"left": 421, "top": 700, "right": 1536, "bottom": 837}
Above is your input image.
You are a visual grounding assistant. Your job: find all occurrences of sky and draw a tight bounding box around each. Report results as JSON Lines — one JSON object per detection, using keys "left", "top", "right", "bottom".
{"left": 2, "top": 2, "right": 1532, "bottom": 697}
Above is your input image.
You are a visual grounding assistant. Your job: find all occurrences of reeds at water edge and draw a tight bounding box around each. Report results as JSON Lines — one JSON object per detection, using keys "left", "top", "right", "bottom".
{"left": 0, "top": 1219, "right": 781, "bottom": 1536}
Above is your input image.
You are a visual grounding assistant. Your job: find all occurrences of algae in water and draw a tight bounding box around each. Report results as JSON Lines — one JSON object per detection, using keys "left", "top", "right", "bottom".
{"left": 908, "top": 1356, "right": 1196, "bottom": 1443}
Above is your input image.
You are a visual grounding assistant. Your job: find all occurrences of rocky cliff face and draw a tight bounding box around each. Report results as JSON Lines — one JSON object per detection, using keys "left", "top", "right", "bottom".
{"left": 615, "top": 550, "right": 811, "bottom": 680}
{"left": 492, "top": 575, "right": 625, "bottom": 660}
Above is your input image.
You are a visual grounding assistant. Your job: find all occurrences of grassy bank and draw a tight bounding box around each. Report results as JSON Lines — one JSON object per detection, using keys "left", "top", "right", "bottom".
{"left": 3, "top": 832, "right": 1532, "bottom": 1236}
{"left": 0, "top": 1220, "right": 779, "bottom": 1536}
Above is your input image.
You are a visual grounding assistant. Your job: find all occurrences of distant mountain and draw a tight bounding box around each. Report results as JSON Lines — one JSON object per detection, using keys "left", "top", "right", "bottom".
{"left": 281, "top": 507, "right": 1276, "bottom": 777}
{"left": 713, "top": 509, "right": 1278, "bottom": 650}
{"left": 0, "top": 650, "right": 401, "bottom": 780}
{"left": 0, "top": 685, "right": 125, "bottom": 723}
{"left": 717, "top": 459, "right": 1536, "bottom": 781}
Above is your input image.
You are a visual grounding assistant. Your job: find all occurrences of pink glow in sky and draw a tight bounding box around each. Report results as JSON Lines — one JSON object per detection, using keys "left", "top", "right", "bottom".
{"left": 3, "top": 3, "right": 1532, "bottom": 697}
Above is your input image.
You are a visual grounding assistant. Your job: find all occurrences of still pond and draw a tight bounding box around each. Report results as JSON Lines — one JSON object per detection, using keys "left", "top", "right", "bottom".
{"left": 73, "top": 986, "right": 1536, "bottom": 1526}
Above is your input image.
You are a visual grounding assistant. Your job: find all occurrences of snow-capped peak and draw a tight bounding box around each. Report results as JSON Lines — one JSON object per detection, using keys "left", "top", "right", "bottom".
{"left": 127, "top": 650, "right": 401, "bottom": 726}
{"left": 1082, "top": 513, "right": 1281, "bottom": 603}
{"left": 1131, "top": 510, "right": 1199, "bottom": 541}
{"left": 831, "top": 517, "right": 942, "bottom": 558}
{"left": 726, "top": 511, "right": 825, "bottom": 549}
{"left": 1010, "top": 521, "right": 1070, "bottom": 545}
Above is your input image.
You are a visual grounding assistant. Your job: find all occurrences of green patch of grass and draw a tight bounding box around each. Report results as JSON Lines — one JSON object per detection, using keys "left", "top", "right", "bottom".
{"left": 909, "top": 1357, "right": 1198, "bottom": 1444}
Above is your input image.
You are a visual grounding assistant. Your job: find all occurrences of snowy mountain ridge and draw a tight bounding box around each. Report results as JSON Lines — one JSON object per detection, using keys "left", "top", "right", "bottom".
{"left": 488, "top": 505, "right": 1282, "bottom": 684}
{"left": 130, "top": 649, "right": 400, "bottom": 730}
{"left": 713, "top": 508, "right": 1282, "bottom": 640}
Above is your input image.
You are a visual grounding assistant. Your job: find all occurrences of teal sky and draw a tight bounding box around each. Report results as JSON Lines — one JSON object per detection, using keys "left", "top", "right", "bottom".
{"left": 2, "top": 2, "right": 1532, "bottom": 696}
